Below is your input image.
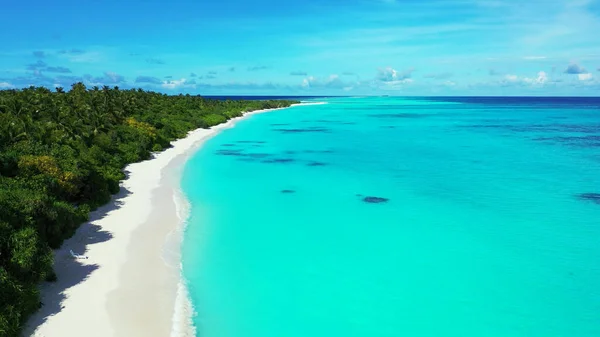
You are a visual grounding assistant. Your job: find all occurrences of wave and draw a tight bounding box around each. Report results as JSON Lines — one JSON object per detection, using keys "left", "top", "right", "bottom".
{"left": 170, "top": 187, "right": 197, "bottom": 337}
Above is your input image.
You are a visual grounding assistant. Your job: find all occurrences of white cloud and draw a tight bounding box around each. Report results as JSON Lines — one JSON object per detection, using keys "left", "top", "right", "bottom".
{"left": 301, "top": 74, "right": 350, "bottom": 89}
{"left": 377, "top": 67, "right": 399, "bottom": 81}
{"left": 502, "top": 71, "right": 548, "bottom": 85}
{"left": 162, "top": 78, "right": 193, "bottom": 89}
{"left": 60, "top": 50, "right": 103, "bottom": 63}
{"left": 383, "top": 78, "right": 413, "bottom": 86}
{"left": 82, "top": 72, "right": 125, "bottom": 86}
{"left": 523, "top": 71, "right": 548, "bottom": 84}
{"left": 377, "top": 67, "right": 413, "bottom": 82}
{"left": 523, "top": 56, "right": 546, "bottom": 60}
{"left": 105, "top": 71, "right": 122, "bottom": 83}
{"left": 301, "top": 76, "right": 316, "bottom": 87}
{"left": 374, "top": 67, "right": 414, "bottom": 88}
{"left": 0, "top": 81, "right": 14, "bottom": 88}
{"left": 578, "top": 73, "right": 593, "bottom": 81}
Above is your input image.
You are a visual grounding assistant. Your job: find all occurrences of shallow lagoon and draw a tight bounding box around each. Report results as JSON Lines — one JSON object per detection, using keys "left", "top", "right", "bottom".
{"left": 181, "top": 97, "right": 600, "bottom": 337}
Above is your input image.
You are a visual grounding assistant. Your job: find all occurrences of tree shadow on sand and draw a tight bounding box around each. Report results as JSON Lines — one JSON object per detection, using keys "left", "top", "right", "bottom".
{"left": 23, "top": 185, "right": 132, "bottom": 336}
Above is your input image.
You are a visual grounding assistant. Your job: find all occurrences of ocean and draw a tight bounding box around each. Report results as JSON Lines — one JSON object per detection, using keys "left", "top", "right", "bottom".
{"left": 180, "top": 97, "right": 600, "bottom": 337}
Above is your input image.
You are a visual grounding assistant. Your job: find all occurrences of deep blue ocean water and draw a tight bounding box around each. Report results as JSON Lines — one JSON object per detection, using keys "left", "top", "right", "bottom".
{"left": 181, "top": 97, "right": 600, "bottom": 337}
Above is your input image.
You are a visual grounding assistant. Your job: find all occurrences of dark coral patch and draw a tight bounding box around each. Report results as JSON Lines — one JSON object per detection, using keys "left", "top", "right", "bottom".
{"left": 221, "top": 143, "right": 237, "bottom": 147}
{"left": 217, "top": 149, "right": 272, "bottom": 160}
{"left": 273, "top": 127, "right": 331, "bottom": 133}
{"left": 310, "top": 119, "right": 356, "bottom": 125}
{"left": 362, "top": 196, "right": 389, "bottom": 204}
{"left": 216, "top": 149, "right": 244, "bottom": 156}
{"left": 477, "top": 118, "right": 522, "bottom": 123}
{"left": 555, "top": 124, "right": 600, "bottom": 133}
{"left": 304, "top": 149, "right": 334, "bottom": 154}
{"left": 281, "top": 189, "right": 295, "bottom": 194}
{"left": 464, "top": 123, "right": 600, "bottom": 134}
{"left": 246, "top": 153, "right": 271, "bottom": 159}
{"left": 462, "top": 124, "right": 513, "bottom": 129}
{"left": 369, "top": 113, "right": 429, "bottom": 118}
{"left": 578, "top": 193, "right": 600, "bottom": 205}
{"left": 262, "top": 158, "right": 295, "bottom": 164}
{"left": 534, "top": 135, "right": 600, "bottom": 148}
{"left": 307, "top": 161, "right": 327, "bottom": 166}
{"left": 236, "top": 140, "right": 266, "bottom": 144}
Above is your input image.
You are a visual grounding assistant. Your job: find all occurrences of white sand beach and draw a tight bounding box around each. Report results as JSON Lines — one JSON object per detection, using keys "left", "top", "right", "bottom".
{"left": 24, "top": 106, "right": 293, "bottom": 337}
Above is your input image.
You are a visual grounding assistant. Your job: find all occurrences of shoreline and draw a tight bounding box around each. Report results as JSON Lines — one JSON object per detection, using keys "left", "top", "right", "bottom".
{"left": 24, "top": 105, "right": 301, "bottom": 337}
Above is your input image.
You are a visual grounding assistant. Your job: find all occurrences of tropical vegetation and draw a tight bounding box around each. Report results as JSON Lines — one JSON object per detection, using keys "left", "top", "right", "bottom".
{"left": 0, "top": 83, "right": 297, "bottom": 337}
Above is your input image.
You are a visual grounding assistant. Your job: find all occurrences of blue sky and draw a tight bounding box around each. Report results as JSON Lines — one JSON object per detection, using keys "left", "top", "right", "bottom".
{"left": 1, "top": 0, "right": 600, "bottom": 95}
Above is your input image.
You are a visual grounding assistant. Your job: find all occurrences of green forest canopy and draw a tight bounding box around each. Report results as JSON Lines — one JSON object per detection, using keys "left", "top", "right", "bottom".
{"left": 0, "top": 83, "right": 298, "bottom": 337}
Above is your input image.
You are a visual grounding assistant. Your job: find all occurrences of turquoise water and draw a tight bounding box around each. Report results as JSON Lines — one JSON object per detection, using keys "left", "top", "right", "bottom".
{"left": 181, "top": 97, "right": 600, "bottom": 337}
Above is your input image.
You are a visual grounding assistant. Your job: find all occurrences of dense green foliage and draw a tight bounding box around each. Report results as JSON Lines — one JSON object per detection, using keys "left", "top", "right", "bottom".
{"left": 0, "top": 83, "right": 297, "bottom": 337}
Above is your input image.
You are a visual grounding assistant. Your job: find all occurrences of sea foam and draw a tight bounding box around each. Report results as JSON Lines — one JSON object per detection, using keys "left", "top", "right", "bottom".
{"left": 169, "top": 187, "right": 197, "bottom": 337}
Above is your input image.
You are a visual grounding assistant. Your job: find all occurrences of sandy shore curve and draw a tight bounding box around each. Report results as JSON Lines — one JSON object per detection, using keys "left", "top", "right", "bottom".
{"left": 24, "top": 106, "right": 295, "bottom": 337}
